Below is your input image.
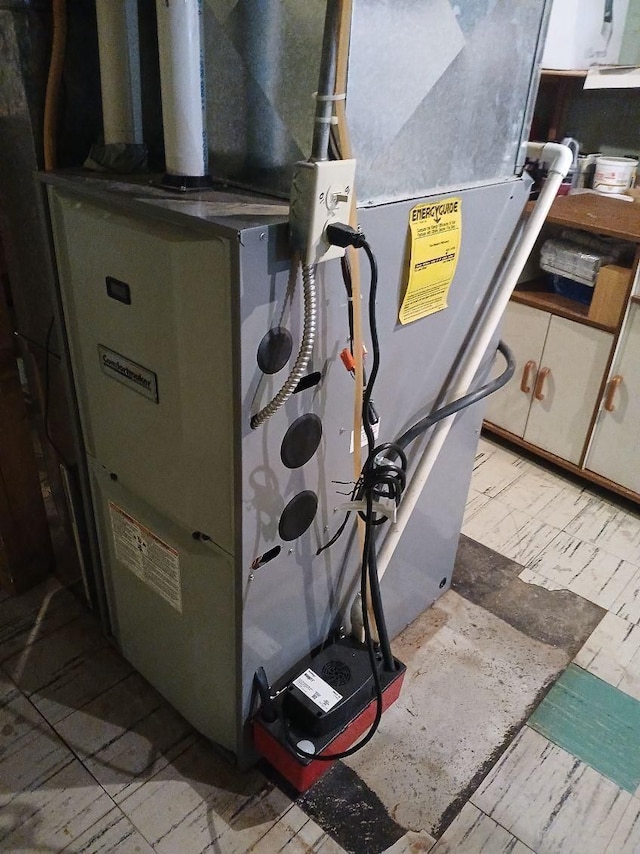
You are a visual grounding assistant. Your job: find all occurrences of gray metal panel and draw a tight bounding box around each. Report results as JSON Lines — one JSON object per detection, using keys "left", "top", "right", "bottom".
{"left": 88, "top": 464, "right": 238, "bottom": 753}
{"left": 46, "top": 172, "right": 530, "bottom": 762}
{"left": 47, "top": 188, "right": 237, "bottom": 556}
{"left": 203, "top": 0, "right": 325, "bottom": 196}
{"left": 348, "top": 0, "right": 547, "bottom": 205}
{"left": 237, "top": 177, "right": 531, "bottom": 718}
{"left": 202, "top": 0, "right": 547, "bottom": 203}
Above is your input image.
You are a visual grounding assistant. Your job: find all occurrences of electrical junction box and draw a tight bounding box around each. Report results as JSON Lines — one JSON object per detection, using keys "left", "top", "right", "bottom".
{"left": 289, "top": 158, "right": 356, "bottom": 265}
{"left": 42, "top": 171, "right": 530, "bottom": 764}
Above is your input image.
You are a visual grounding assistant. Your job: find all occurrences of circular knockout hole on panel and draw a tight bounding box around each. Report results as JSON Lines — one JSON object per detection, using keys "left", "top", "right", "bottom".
{"left": 281, "top": 414, "right": 323, "bottom": 469}
{"left": 257, "top": 326, "right": 293, "bottom": 374}
{"left": 278, "top": 490, "right": 318, "bottom": 542}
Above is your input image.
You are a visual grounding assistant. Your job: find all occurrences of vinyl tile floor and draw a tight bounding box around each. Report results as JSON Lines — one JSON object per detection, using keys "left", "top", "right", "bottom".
{"left": 1, "top": 435, "right": 640, "bottom": 853}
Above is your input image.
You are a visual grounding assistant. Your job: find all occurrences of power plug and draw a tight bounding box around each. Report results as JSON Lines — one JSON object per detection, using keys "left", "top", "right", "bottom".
{"left": 290, "top": 158, "right": 356, "bottom": 266}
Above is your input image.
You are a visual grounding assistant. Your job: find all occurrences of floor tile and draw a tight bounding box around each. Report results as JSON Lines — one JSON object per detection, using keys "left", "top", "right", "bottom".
{"left": 0, "top": 725, "right": 74, "bottom": 806}
{"left": 0, "top": 669, "right": 19, "bottom": 706}
{"left": 431, "top": 803, "right": 533, "bottom": 853}
{"left": 495, "top": 467, "right": 565, "bottom": 519}
{"left": 532, "top": 482, "right": 591, "bottom": 531}
{"left": 454, "top": 536, "right": 604, "bottom": 657}
{"left": 0, "top": 693, "right": 48, "bottom": 758}
{"left": 605, "top": 796, "right": 640, "bottom": 853}
{"left": 3, "top": 614, "right": 132, "bottom": 725}
{"left": 565, "top": 499, "right": 640, "bottom": 565}
{"left": 470, "top": 448, "right": 529, "bottom": 498}
{"left": 343, "top": 591, "right": 567, "bottom": 835}
{"left": 528, "top": 664, "right": 640, "bottom": 793}
{"left": 574, "top": 611, "right": 640, "bottom": 703}
{"left": 517, "top": 567, "right": 565, "bottom": 592}
{"left": 249, "top": 804, "right": 346, "bottom": 853}
{"left": 0, "top": 757, "right": 114, "bottom": 852}
{"left": 61, "top": 806, "right": 155, "bottom": 853}
{"left": 118, "top": 738, "right": 287, "bottom": 854}
{"left": 472, "top": 726, "right": 634, "bottom": 854}
{"left": 0, "top": 576, "right": 65, "bottom": 632}
{"left": 463, "top": 488, "right": 491, "bottom": 524}
{"left": 0, "top": 582, "right": 86, "bottom": 664}
{"left": 525, "top": 531, "right": 638, "bottom": 610}
{"left": 54, "top": 671, "right": 196, "bottom": 802}
{"left": 383, "top": 830, "right": 436, "bottom": 853}
{"left": 476, "top": 437, "right": 499, "bottom": 461}
{"left": 462, "top": 500, "right": 560, "bottom": 566}
{"left": 3, "top": 612, "right": 108, "bottom": 692}
{"left": 611, "top": 566, "right": 640, "bottom": 626}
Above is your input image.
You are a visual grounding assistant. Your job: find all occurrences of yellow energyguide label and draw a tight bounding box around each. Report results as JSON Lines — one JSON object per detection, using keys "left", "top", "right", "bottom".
{"left": 399, "top": 197, "right": 462, "bottom": 325}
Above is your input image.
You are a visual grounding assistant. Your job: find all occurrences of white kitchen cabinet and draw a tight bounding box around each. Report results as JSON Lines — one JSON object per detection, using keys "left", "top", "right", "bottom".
{"left": 484, "top": 302, "right": 550, "bottom": 437}
{"left": 586, "top": 302, "right": 640, "bottom": 493}
{"left": 484, "top": 192, "right": 640, "bottom": 502}
{"left": 486, "top": 303, "right": 613, "bottom": 466}
{"left": 523, "top": 316, "right": 613, "bottom": 465}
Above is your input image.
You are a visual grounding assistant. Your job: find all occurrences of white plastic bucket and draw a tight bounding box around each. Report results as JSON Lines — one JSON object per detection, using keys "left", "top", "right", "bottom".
{"left": 593, "top": 156, "right": 638, "bottom": 194}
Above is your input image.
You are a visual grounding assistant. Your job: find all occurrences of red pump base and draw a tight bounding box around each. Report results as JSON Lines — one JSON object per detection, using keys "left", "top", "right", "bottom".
{"left": 253, "top": 667, "right": 405, "bottom": 792}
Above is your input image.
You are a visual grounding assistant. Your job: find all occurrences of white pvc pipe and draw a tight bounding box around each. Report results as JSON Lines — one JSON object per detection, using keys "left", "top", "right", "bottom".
{"left": 155, "top": 0, "right": 208, "bottom": 178}
{"left": 376, "top": 142, "right": 573, "bottom": 582}
{"left": 95, "top": 0, "right": 143, "bottom": 145}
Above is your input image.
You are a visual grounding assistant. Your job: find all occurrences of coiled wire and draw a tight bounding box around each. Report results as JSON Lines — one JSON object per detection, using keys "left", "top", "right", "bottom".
{"left": 250, "top": 263, "right": 318, "bottom": 429}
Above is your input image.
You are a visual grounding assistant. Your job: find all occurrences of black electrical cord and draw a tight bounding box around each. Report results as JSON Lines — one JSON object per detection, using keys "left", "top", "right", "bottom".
{"left": 289, "top": 227, "right": 515, "bottom": 760}
{"left": 394, "top": 340, "right": 515, "bottom": 451}
{"left": 346, "top": 234, "right": 396, "bottom": 672}
{"left": 317, "top": 339, "right": 514, "bottom": 555}
{"left": 283, "top": 228, "right": 393, "bottom": 761}
{"left": 282, "top": 503, "right": 385, "bottom": 761}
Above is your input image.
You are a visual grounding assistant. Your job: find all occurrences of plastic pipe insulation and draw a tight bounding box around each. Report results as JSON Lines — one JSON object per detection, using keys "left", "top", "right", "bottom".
{"left": 374, "top": 142, "right": 573, "bottom": 584}
{"left": 155, "top": 0, "right": 209, "bottom": 183}
{"left": 95, "top": 0, "right": 143, "bottom": 146}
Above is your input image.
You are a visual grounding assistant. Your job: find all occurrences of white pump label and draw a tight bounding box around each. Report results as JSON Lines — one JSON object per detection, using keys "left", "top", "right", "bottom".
{"left": 293, "top": 668, "right": 343, "bottom": 712}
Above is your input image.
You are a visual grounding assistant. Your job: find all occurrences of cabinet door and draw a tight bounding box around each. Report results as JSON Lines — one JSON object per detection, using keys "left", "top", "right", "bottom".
{"left": 484, "top": 302, "right": 550, "bottom": 437}
{"left": 586, "top": 303, "right": 640, "bottom": 493}
{"left": 524, "top": 316, "right": 613, "bottom": 465}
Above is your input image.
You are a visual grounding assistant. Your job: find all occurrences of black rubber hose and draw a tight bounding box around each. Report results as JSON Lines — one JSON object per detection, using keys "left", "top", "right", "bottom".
{"left": 395, "top": 340, "right": 515, "bottom": 451}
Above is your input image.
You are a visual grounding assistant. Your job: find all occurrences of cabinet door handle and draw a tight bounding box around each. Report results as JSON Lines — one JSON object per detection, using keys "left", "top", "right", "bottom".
{"left": 534, "top": 367, "right": 550, "bottom": 401}
{"left": 604, "top": 375, "right": 623, "bottom": 412}
{"left": 520, "top": 360, "right": 536, "bottom": 394}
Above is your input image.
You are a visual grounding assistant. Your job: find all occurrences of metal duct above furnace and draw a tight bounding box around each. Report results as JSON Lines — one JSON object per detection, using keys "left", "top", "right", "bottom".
{"left": 202, "top": 0, "right": 548, "bottom": 203}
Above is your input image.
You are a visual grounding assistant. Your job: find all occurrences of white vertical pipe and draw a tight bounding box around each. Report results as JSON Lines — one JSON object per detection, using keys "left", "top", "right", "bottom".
{"left": 95, "top": 0, "right": 143, "bottom": 146}
{"left": 376, "top": 143, "right": 573, "bottom": 582}
{"left": 155, "top": 0, "right": 208, "bottom": 179}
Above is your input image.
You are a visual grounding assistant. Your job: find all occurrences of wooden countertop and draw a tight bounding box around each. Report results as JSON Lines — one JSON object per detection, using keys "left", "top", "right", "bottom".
{"left": 527, "top": 193, "right": 640, "bottom": 242}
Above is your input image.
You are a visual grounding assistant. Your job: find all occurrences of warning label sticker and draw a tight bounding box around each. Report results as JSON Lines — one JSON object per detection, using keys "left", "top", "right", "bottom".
{"left": 399, "top": 197, "right": 462, "bottom": 325}
{"left": 109, "top": 502, "right": 182, "bottom": 613}
{"left": 293, "top": 668, "right": 343, "bottom": 712}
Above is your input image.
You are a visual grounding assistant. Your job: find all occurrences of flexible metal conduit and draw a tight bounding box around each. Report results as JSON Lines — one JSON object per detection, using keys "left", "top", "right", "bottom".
{"left": 251, "top": 0, "right": 341, "bottom": 429}
{"left": 375, "top": 142, "right": 573, "bottom": 583}
{"left": 311, "top": 0, "right": 341, "bottom": 161}
{"left": 250, "top": 264, "right": 318, "bottom": 429}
